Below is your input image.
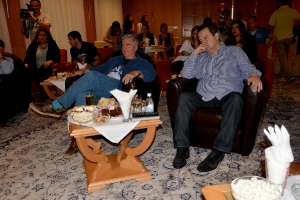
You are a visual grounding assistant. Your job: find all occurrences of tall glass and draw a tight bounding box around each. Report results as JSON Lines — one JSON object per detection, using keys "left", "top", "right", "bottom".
{"left": 85, "top": 93, "right": 94, "bottom": 105}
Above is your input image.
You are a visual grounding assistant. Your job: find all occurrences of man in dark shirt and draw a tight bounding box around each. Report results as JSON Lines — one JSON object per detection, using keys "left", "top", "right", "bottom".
{"left": 68, "top": 31, "right": 101, "bottom": 68}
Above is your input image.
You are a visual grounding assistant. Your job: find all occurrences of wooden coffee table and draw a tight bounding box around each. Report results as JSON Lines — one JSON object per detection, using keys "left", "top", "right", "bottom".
{"left": 202, "top": 162, "right": 300, "bottom": 200}
{"left": 40, "top": 81, "right": 64, "bottom": 100}
{"left": 69, "top": 119, "right": 163, "bottom": 192}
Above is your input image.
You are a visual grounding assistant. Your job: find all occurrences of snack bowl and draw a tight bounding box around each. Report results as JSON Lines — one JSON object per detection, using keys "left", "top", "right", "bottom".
{"left": 94, "top": 114, "right": 110, "bottom": 125}
{"left": 231, "top": 176, "right": 281, "bottom": 200}
{"left": 292, "top": 182, "right": 300, "bottom": 200}
{"left": 69, "top": 106, "right": 95, "bottom": 123}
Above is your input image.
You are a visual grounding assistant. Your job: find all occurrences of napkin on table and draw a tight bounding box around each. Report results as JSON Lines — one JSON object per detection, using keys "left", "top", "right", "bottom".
{"left": 77, "top": 63, "right": 87, "bottom": 69}
{"left": 110, "top": 89, "right": 137, "bottom": 120}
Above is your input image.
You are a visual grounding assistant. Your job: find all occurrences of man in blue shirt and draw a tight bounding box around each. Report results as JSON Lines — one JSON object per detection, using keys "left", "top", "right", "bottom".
{"left": 248, "top": 16, "right": 277, "bottom": 48}
{"left": 0, "top": 40, "right": 14, "bottom": 74}
{"left": 173, "top": 25, "right": 263, "bottom": 172}
{"left": 29, "top": 34, "right": 157, "bottom": 158}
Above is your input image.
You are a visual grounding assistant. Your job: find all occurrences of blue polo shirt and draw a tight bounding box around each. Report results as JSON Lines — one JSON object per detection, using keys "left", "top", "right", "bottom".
{"left": 248, "top": 26, "right": 271, "bottom": 44}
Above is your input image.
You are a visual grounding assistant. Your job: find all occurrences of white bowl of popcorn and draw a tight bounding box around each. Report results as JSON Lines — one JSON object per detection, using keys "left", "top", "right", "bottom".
{"left": 231, "top": 176, "right": 281, "bottom": 200}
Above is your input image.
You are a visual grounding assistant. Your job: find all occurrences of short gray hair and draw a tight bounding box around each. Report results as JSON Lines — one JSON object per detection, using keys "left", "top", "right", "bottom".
{"left": 121, "top": 34, "right": 139, "bottom": 46}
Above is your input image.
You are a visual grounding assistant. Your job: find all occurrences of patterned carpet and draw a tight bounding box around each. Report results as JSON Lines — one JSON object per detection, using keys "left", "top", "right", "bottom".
{"left": 1, "top": 78, "right": 299, "bottom": 200}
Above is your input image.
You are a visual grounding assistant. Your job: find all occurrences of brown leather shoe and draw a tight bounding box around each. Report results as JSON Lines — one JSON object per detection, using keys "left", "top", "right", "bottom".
{"left": 30, "top": 102, "right": 64, "bottom": 118}
{"left": 63, "top": 138, "right": 79, "bottom": 159}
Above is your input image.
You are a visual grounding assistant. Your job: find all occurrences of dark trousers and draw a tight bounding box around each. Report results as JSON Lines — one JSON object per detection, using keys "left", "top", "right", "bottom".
{"left": 28, "top": 65, "right": 52, "bottom": 101}
{"left": 173, "top": 91, "right": 243, "bottom": 153}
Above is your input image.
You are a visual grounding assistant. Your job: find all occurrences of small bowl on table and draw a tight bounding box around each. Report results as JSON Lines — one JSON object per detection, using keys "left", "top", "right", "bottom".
{"left": 93, "top": 114, "right": 110, "bottom": 125}
{"left": 231, "top": 176, "right": 281, "bottom": 200}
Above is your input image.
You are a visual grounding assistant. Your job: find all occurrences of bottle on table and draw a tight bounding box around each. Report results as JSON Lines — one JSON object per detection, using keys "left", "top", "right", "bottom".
{"left": 145, "top": 93, "right": 154, "bottom": 112}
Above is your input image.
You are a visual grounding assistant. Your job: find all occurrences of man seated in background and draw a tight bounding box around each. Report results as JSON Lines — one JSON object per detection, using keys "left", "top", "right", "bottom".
{"left": 248, "top": 16, "right": 277, "bottom": 48}
{"left": 68, "top": 31, "right": 101, "bottom": 69}
{"left": 29, "top": 34, "right": 157, "bottom": 158}
{"left": 0, "top": 40, "right": 14, "bottom": 74}
{"left": 172, "top": 25, "right": 262, "bottom": 172}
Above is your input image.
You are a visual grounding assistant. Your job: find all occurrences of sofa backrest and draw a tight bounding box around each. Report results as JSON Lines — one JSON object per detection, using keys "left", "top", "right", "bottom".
{"left": 3, "top": 52, "right": 26, "bottom": 74}
{"left": 60, "top": 49, "right": 67, "bottom": 63}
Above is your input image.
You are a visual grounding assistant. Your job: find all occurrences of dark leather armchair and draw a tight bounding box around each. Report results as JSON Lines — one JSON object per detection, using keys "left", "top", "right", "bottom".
{"left": 166, "top": 53, "right": 270, "bottom": 156}
{"left": 66, "top": 50, "right": 161, "bottom": 111}
{"left": 0, "top": 53, "right": 31, "bottom": 126}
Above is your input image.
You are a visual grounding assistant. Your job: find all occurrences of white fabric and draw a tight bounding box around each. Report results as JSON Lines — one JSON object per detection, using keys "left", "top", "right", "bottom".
{"left": 94, "top": 0, "right": 123, "bottom": 42}
{"left": 172, "top": 40, "right": 194, "bottom": 63}
{"left": 20, "top": 0, "right": 87, "bottom": 62}
{"left": 48, "top": 79, "right": 65, "bottom": 91}
{"left": 0, "top": 1, "right": 12, "bottom": 53}
{"left": 67, "top": 115, "right": 139, "bottom": 143}
{"left": 110, "top": 89, "right": 137, "bottom": 120}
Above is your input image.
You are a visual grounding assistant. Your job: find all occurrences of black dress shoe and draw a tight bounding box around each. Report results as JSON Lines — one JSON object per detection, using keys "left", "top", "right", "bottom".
{"left": 197, "top": 149, "right": 225, "bottom": 172}
{"left": 173, "top": 147, "right": 190, "bottom": 169}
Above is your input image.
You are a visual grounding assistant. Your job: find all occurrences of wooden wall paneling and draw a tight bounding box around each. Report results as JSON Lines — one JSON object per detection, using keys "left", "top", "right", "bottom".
{"left": 2, "top": 0, "right": 26, "bottom": 59}
{"left": 256, "top": 0, "right": 277, "bottom": 28}
{"left": 233, "top": 0, "right": 256, "bottom": 21}
{"left": 83, "top": 0, "right": 96, "bottom": 43}
{"left": 122, "top": 0, "right": 182, "bottom": 39}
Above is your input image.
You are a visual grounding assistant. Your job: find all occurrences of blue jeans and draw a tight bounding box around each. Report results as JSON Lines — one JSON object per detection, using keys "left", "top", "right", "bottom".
{"left": 57, "top": 71, "right": 120, "bottom": 108}
{"left": 173, "top": 91, "right": 243, "bottom": 153}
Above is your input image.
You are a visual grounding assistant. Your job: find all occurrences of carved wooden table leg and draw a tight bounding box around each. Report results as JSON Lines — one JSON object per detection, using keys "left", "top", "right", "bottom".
{"left": 69, "top": 119, "right": 163, "bottom": 192}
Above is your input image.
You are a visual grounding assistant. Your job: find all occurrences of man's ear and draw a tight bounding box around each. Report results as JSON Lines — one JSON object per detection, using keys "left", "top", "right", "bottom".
{"left": 214, "top": 31, "right": 219, "bottom": 40}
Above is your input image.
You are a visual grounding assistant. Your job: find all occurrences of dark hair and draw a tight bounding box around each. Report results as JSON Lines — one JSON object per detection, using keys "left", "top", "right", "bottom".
{"left": 222, "top": 8, "right": 231, "bottom": 15}
{"left": 68, "top": 31, "right": 82, "bottom": 42}
{"left": 110, "top": 21, "right": 121, "bottom": 36}
{"left": 33, "top": 27, "right": 54, "bottom": 43}
{"left": 30, "top": 0, "right": 41, "bottom": 4}
{"left": 198, "top": 24, "right": 218, "bottom": 36}
{"left": 248, "top": 15, "right": 257, "bottom": 21}
{"left": 124, "top": 14, "right": 132, "bottom": 22}
{"left": 160, "top": 23, "right": 168, "bottom": 32}
{"left": 123, "top": 21, "right": 132, "bottom": 32}
{"left": 0, "top": 40, "right": 4, "bottom": 48}
{"left": 225, "top": 20, "right": 247, "bottom": 45}
{"left": 203, "top": 17, "right": 213, "bottom": 26}
{"left": 140, "top": 15, "right": 148, "bottom": 24}
{"left": 278, "top": 0, "right": 288, "bottom": 5}
{"left": 190, "top": 25, "right": 200, "bottom": 48}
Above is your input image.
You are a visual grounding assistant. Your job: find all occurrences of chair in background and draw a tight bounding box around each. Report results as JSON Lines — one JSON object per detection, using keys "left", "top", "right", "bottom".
{"left": 257, "top": 43, "right": 274, "bottom": 98}
{"left": 97, "top": 48, "right": 113, "bottom": 62}
{"left": 166, "top": 53, "right": 270, "bottom": 156}
{"left": 0, "top": 53, "right": 31, "bottom": 126}
{"left": 52, "top": 49, "right": 76, "bottom": 72}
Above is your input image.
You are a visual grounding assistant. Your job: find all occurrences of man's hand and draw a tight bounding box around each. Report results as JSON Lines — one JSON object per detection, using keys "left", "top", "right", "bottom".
{"left": 247, "top": 74, "right": 263, "bottom": 92}
{"left": 194, "top": 44, "right": 206, "bottom": 55}
{"left": 122, "top": 71, "right": 140, "bottom": 85}
{"left": 236, "top": 43, "right": 244, "bottom": 48}
{"left": 28, "top": 11, "right": 36, "bottom": 20}
{"left": 73, "top": 68, "right": 89, "bottom": 76}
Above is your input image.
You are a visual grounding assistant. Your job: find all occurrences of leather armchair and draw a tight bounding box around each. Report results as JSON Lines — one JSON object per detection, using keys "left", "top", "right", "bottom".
{"left": 0, "top": 53, "right": 31, "bottom": 125}
{"left": 166, "top": 53, "right": 270, "bottom": 156}
{"left": 66, "top": 50, "right": 161, "bottom": 111}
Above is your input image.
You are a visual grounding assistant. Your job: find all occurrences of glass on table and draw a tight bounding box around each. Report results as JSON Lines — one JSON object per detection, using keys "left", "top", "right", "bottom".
{"left": 85, "top": 93, "right": 94, "bottom": 105}
{"left": 132, "top": 96, "right": 142, "bottom": 113}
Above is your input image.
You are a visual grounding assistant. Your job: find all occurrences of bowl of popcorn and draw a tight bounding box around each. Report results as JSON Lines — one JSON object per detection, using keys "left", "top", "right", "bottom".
{"left": 69, "top": 106, "right": 95, "bottom": 123}
{"left": 231, "top": 176, "right": 281, "bottom": 200}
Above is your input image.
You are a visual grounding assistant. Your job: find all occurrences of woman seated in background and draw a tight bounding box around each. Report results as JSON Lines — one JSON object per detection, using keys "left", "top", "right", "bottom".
{"left": 137, "top": 24, "right": 154, "bottom": 49}
{"left": 159, "top": 23, "right": 174, "bottom": 58}
{"left": 171, "top": 25, "right": 200, "bottom": 74}
{"left": 137, "top": 15, "right": 150, "bottom": 34}
{"left": 24, "top": 27, "right": 60, "bottom": 102}
{"left": 124, "top": 14, "right": 135, "bottom": 34}
{"left": 0, "top": 40, "right": 14, "bottom": 74}
{"left": 118, "top": 21, "right": 133, "bottom": 50}
{"left": 225, "top": 20, "right": 258, "bottom": 56}
{"left": 103, "top": 21, "right": 121, "bottom": 52}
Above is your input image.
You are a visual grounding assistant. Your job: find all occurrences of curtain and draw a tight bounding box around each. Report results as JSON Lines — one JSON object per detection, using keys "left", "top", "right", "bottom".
{"left": 94, "top": 0, "right": 123, "bottom": 41}
{"left": 20, "top": 0, "right": 86, "bottom": 61}
{"left": 0, "top": 0, "right": 12, "bottom": 53}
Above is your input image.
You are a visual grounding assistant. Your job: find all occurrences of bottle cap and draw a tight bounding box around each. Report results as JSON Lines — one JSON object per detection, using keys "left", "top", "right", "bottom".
{"left": 147, "top": 93, "right": 151, "bottom": 97}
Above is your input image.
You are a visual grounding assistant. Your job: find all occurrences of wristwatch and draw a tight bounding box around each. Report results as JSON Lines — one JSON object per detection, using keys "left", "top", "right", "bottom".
{"left": 35, "top": 18, "right": 39, "bottom": 22}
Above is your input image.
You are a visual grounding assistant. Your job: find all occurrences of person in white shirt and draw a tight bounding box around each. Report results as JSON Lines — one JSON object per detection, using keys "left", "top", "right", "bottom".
{"left": 171, "top": 26, "right": 200, "bottom": 74}
{"left": 0, "top": 40, "right": 14, "bottom": 74}
{"left": 21, "top": 0, "right": 51, "bottom": 41}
